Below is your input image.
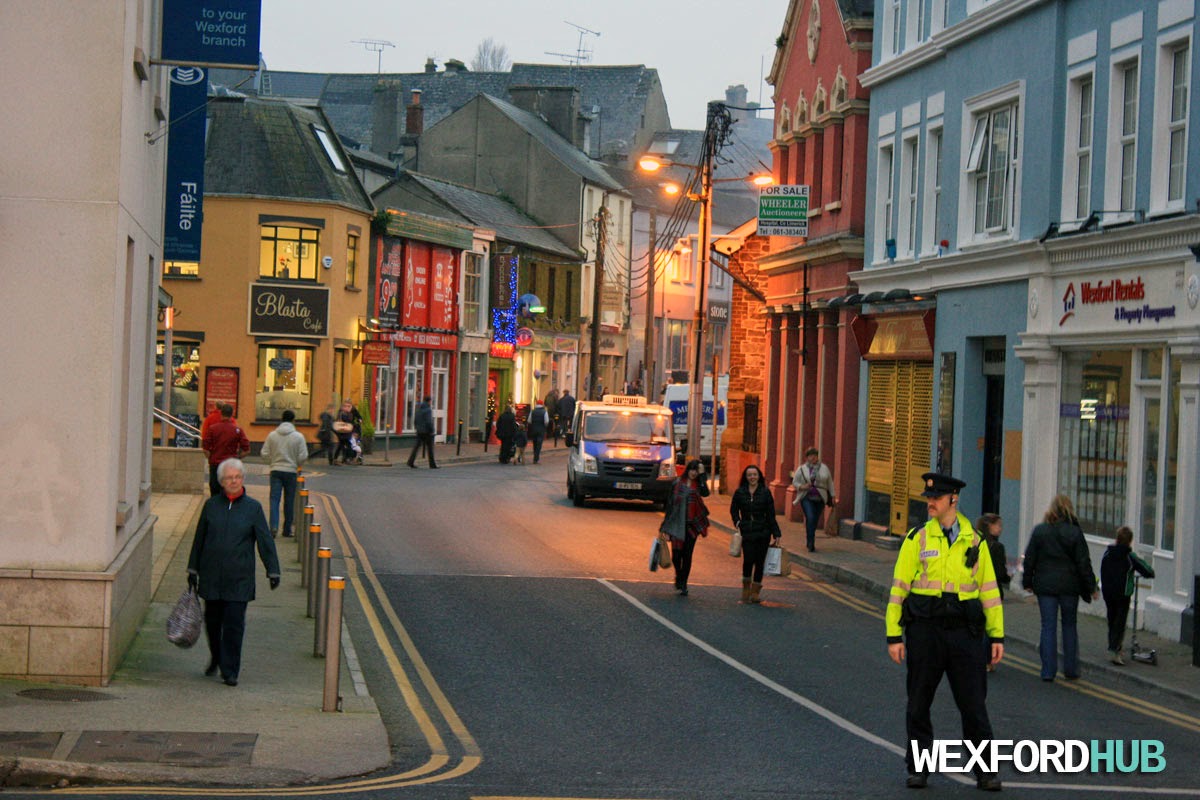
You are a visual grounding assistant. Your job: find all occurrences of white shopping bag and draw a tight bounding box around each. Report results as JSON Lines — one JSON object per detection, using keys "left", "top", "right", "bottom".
{"left": 764, "top": 545, "right": 784, "bottom": 576}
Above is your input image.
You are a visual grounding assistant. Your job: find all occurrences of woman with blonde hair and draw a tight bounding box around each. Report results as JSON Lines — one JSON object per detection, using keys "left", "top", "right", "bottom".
{"left": 1021, "top": 494, "right": 1098, "bottom": 681}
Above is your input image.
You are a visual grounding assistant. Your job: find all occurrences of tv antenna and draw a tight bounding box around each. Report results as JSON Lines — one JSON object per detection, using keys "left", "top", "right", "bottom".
{"left": 544, "top": 21, "right": 599, "bottom": 65}
{"left": 352, "top": 39, "right": 395, "bottom": 74}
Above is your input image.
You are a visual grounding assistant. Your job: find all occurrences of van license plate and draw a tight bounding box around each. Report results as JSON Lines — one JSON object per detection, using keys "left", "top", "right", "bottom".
{"left": 615, "top": 481, "right": 640, "bottom": 490}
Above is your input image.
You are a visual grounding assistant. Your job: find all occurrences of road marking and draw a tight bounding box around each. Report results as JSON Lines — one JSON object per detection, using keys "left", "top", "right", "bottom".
{"left": 599, "top": 578, "right": 1200, "bottom": 796}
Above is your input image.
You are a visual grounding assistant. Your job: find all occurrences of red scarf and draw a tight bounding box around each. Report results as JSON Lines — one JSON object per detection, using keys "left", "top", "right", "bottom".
{"left": 674, "top": 479, "right": 710, "bottom": 538}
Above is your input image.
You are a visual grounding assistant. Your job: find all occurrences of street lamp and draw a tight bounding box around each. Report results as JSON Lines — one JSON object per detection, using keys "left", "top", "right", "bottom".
{"left": 637, "top": 102, "right": 769, "bottom": 463}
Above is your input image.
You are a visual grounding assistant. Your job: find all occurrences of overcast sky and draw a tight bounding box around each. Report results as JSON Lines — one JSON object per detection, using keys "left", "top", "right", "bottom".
{"left": 259, "top": 0, "right": 788, "bottom": 130}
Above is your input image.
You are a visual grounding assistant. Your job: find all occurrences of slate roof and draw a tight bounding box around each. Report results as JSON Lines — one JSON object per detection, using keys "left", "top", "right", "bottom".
{"left": 479, "top": 94, "right": 624, "bottom": 192}
{"left": 208, "top": 63, "right": 666, "bottom": 162}
{"left": 392, "top": 173, "right": 582, "bottom": 261}
{"left": 203, "top": 97, "right": 373, "bottom": 212}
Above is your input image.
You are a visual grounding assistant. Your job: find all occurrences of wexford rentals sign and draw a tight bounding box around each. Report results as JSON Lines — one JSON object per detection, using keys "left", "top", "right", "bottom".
{"left": 1054, "top": 271, "right": 1191, "bottom": 331}
{"left": 248, "top": 283, "right": 329, "bottom": 338}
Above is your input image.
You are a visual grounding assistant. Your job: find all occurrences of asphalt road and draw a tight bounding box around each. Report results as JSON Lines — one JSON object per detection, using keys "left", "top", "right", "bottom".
{"left": 272, "top": 451, "right": 1198, "bottom": 800}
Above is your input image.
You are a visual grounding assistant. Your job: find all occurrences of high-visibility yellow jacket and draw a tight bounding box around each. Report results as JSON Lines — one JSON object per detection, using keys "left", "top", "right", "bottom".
{"left": 885, "top": 513, "right": 1005, "bottom": 643}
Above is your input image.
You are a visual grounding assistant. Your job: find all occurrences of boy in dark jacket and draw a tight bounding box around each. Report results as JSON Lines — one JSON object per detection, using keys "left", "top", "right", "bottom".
{"left": 1100, "top": 526, "right": 1155, "bottom": 665}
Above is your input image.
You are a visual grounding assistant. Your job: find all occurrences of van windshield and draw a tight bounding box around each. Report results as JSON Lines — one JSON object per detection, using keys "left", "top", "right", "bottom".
{"left": 582, "top": 411, "right": 672, "bottom": 444}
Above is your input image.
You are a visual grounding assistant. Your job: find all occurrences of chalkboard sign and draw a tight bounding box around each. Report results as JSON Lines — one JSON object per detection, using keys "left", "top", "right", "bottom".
{"left": 175, "top": 412, "right": 201, "bottom": 448}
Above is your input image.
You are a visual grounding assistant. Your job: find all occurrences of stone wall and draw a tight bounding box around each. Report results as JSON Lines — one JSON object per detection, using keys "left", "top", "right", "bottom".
{"left": 151, "top": 446, "right": 206, "bottom": 494}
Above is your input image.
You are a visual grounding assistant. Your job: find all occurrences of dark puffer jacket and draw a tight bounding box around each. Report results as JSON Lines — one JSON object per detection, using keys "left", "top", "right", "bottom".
{"left": 1022, "top": 520, "right": 1097, "bottom": 598}
{"left": 187, "top": 492, "right": 280, "bottom": 602}
{"left": 730, "top": 484, "right": 781, "bottom": 543}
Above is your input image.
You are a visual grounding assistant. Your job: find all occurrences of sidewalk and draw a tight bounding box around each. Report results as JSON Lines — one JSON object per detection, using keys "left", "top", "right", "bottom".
{"left": 706, "top": 502, "right": 1198, "bottom": 704}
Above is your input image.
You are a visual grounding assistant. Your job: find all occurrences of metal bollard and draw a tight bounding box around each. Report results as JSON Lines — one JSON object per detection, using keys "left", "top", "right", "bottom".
{"left": 292, "top": 475, "right": 306, "bottom": 535}
{"left": 456, "top": 418, "right": 463, "bottom": 456}
{"left": 313, "top": 547, "right": 332, "bottom": 656}
{"left": 297, "top": 493, "right": 311, "bottom": 564}
{"left": 306, "top": 523, "right": 322, "bottom": 617}
{"left": 323, "top": 576, "right": 345, "bottom": 712}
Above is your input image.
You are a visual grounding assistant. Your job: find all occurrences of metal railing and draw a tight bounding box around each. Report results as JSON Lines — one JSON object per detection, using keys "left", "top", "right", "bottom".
{"left": 153, "top": 407, "right": 202, "bottom": 446}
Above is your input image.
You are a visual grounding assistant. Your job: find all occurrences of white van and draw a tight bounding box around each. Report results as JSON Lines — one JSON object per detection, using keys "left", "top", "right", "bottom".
{"left": 662, "top": 375, "right": 728, "bottom": 461}
{"left": 565, "top": 395, "right": 676, "bottom": 507}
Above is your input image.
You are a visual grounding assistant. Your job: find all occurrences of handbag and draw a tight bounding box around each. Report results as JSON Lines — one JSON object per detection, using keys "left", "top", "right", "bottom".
{"left": 729, "top": 530, "right": 742, "bottom": 557}
{"left": 658, "top": 495, "right": 687, "bottom": 541}
{"left": 649, "top": 537, "right": 662, "bottom": 572}
{"left": 765, "top": 545, "right": 787, "bottom": 576}
{"left": 657, "top": 534, "right": 673, "bottom": 569}
{"left": 166, "top": 586, "right": 203, "bottom": 648}
{"left": 332, "top": 420, "right": 353, "bottom": 434}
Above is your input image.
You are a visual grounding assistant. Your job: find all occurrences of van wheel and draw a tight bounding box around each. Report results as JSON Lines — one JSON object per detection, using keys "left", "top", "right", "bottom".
{"left": 566, "top": 479, "right": 575, "bottom": 499}
{"left": 572, "top": 485, "right": 586, "bottom": 507}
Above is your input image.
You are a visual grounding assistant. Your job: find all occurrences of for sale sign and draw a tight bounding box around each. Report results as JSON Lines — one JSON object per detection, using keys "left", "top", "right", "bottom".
{"left": 757, "top": 185, "right": 809, "bottom": 238}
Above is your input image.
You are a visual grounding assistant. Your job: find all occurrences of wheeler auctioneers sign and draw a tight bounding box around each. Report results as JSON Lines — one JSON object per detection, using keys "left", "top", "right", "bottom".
{"left": 248, "top": 283, "right": 329, "bottom": 338}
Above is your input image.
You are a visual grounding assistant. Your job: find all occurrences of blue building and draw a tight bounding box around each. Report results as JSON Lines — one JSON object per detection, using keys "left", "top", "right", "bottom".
{"left": 851, "top": 0, "right": 1200, "bottom": 639}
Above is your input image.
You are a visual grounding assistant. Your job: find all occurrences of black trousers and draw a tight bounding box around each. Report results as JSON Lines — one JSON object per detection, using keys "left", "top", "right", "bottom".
{"left": 904, "top": 618, "right": 994, "bottom": 775}
{"left": 204, "top": 599, "right": 248, "bottom": 681}
{"left": 408, "top": 433, "right": 436, "bottom": 467}
{"left": 530, "top": 434, "right": 544, "bottom": 463}
{"left": 208, "top": 465, "right": 222, "bottom": 496}
{"left": 1104, "top": 592, "right": 1132, "bottom": 652}
{"left": 741, "top": 536, "right": 770, "bottom": 582}
{"left": 670, "top": 535, "right": 698, "bottom": 586}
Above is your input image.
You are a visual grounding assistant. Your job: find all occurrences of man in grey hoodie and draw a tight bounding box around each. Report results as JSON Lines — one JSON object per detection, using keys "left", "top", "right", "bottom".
{"left": 261, "top": 409, "right": 309, "bottom": 536}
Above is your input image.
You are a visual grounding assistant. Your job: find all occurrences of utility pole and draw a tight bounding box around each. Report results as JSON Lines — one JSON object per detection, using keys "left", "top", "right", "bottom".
{"left": 644, "top": 209, "right": 656, "bottom": 402}
{"left": 686, "top": 104, "right": 717, "bottom": 463}
{"left": 588, "top": 200, "right": 608, "bottom": 401}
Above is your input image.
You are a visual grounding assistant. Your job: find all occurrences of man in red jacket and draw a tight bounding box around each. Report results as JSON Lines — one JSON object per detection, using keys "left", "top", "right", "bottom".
{"left": 202, "top": 404, "right": 249, "bottom": 496}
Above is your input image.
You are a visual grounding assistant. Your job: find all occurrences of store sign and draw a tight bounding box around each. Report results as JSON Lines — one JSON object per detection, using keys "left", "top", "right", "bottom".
{"left": 401, "top": 241, "right": 458, "bottom": 331}
{"left": 361, "top": 341, "right": 392, "bottom": 365}
{"left": 267, "top": 356, "right": 294, "bottom": 371}
{"left": 515, "top": 327, "right": 534, "bottom": 347}
{"left": 758, "top": 184, "right": 809, "bottom": 237}
{"left": 708, "top": 301, "right": 730, "bottom": 323}
{"left": 248, "top": 283, "right": 329, "bottom": 338}
{"left": 160, "top": 0, "right": 262, "bottom": 68}
{"left": 204, "top": 367, "right": 239, "bottom": 416}
{"left": 376, "top": 237, "right": 403, "bottom": 328}
{"left": 163, "top": 67, "right": 207, "bottom": 262}
{"left": 490, "top": 341, "right": 515, "bottom": 359}
{"left": 554, "top": 336, "right": 579, "bottom": 353}
{"left": 1054, "top": 270, "right": 1187, "bottom": 332}
{"left": 389, "top": 329, "right": 458, "bottom": 351}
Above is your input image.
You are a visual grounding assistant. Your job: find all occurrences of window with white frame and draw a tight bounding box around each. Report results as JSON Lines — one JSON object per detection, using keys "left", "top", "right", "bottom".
{"left": 1063, "top": 72, "right": 1094, "bottom": 221}
{"left": 965, "top": 101, "right": 1018, "bottom": 236}
{"left": 906, "top": 0, "right": 926, "bottom": 47}
{"left": 1151, "top": 38, "right": 1191, "bottom": 211}
{"left": 885, "top": 0, "right": 902, "bottom": 57}
{"left": 922, "top": 126, "right": 943, "bottom": 254}
{"left": 1107, "top": 58, "right": 1140, "bottom": 215}
{"left": 899, "top": 135, "right": 920, "bottom": 257}
{"left": 462, "top": 252, "right": 483, "bottom": 333}
{"left": 877, "top": 143, "right": 895, "bottom": 261}
{"left": 931, "top": 0, "right": 947, "bottom": 36}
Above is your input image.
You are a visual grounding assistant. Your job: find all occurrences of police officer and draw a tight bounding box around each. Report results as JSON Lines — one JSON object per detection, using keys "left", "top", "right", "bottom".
{"left": 886, "top": 473, "right": 1004, "bottom": 791}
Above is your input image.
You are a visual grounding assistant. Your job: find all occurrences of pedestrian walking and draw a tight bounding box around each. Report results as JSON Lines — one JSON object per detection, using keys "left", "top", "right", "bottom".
{"left": 886, "top": 472, "right": 1004, "bottom": 791}
{"left": 975, "top": 513, "right": 1009, "bottom": 672}
{"left": 527, "top": 400, "right": 550, "bottom": 463}
{"left": 496, "top": 405, "right": 517, "bottom": 464}
{"left": 790, "top": 446, "right": 835, "bottom": 552}
{"left": 1022, "top": 493, "right": 1098, "bottom": 682}
{"left": 333, "top": 400, "right": 359, "bottom": 465}
{"left": 512, "top": 422, "right": 528, "bottom": 464}
{"left": 1100, "top": 525, "right": 1155, "bottom": 665}
{"left": 201, "top": 404, "right": 249, "bottom": 496}
{"left": 186, "top": 458, "right": 280, "bottom": 687}
{"left": 260, "top": 410, "right": 308, "bottom": 537}
{"left": 661, "top": 459, "right": 709, "bottom": 596}
{"left": 556, "top": 390, "right": 576, "bottom": 440}
{"left": 407, "top": 395, "right": 438, "bottom": 469}
{"left": 313, "top": 404, "right": 336, "bottom": 465}
{"left": 728, "top": 464, "right": 780, "bottom": 604}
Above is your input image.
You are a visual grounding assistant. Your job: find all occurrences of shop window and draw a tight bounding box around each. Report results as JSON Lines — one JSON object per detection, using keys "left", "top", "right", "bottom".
{"left": 256, "top": 346, "right": 312, "bottom": 421}
{"left": 260, "top": 226, "right": 319, "bottom": 281}
{"left": 463, "top": 252, "right": 483, "bottom": 332}
{"left": 403, "top": 350, "right": 425, "bottom": 433}
{"left": 164, "top": 261, "right": 199, "bottom": 277}
{"left": 1058, "top": 350, "right": 1130, "bottom": 539}
{"left": 155, "top": 342, "right": 201, "bottom": 417}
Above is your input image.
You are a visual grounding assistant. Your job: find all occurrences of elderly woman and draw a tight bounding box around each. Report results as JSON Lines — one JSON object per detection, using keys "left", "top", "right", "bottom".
{"left": 187, "top": 458, "right": 280, "bottom": 686}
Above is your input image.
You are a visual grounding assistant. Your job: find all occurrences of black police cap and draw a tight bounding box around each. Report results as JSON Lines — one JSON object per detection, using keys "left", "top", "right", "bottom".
{"left": 920, "top": 472, "right": 966, "bottom": 498}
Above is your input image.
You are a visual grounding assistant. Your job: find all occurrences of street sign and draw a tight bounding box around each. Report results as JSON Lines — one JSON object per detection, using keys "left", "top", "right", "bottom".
{"left": 757, "top": 184, "right": 809, "bottom": 238}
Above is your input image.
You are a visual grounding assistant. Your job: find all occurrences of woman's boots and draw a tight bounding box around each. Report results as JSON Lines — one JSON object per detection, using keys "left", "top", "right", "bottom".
{"left": 741, "top": 578, "right": 752, "bottom": 603}
{"left": 749, "top": 582, "right": 763, "bottom": 603}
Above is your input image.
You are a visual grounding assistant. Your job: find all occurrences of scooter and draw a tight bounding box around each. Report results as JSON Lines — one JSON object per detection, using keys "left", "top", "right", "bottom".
{"left": 1129, "top": 579, "right": 1158, "bottom": 666}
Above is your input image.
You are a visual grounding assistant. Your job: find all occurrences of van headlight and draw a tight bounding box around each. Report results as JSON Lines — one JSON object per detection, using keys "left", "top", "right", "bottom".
{"left": 583, "top": 453, "right": 598, "bottom": 475}
{"left": 659, "top": 458, "right": 674, "bottom": 478}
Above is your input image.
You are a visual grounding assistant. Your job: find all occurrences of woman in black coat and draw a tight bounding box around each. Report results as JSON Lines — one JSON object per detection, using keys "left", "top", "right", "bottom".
{"left": 1022, "top": 494, "right": 1097, "bottom": 681}
{"left": 729, "top": 464, "right": 781, "bottom": 604}
{"left": 495, "top": 405, "right": 517, "bottom": 464}
{"left": 187, "top": 459, "right": 281, "bottom": 686}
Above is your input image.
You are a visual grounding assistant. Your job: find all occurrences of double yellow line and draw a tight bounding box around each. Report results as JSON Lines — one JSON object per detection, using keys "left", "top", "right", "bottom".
{"left": 784, "top": 566, "right": 1200, "bottom": 735}
{"left": 61, "top": 492, "right": 480, "bottom": 796}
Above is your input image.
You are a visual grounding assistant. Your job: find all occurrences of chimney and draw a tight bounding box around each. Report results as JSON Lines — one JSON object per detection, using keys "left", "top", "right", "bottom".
{"left": 371, "top": 79, "right": 404, "bottom": 158}
{"left": 424, "top": 57, "right": 437, "bottom": 74}
{"left": 444, "top": 58, "right": 467, "bottom": 73}
{"left": 405, "top": 89, "right": 424, "bottom": 136}
{"left": 508, "top": 85, "right": 583, "bottom": 149}
{"left": 725, "top": 84, "right": 749, "bottom": 122}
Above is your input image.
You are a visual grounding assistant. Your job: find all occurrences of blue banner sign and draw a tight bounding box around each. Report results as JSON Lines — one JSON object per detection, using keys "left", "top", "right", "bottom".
{"left": 667, "top": 400, "right": 726, "bottom": 426}
{"left": 163, "top": 67, "right": 207, "bottom": 262}
{"left": 161, "top": 0, "right": 261, "bottom": 68}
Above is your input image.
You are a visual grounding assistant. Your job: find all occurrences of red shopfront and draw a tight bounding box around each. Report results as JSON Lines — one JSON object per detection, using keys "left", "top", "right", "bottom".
{"left": 373, "top": 222, "right": 468, "bottom": 442}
